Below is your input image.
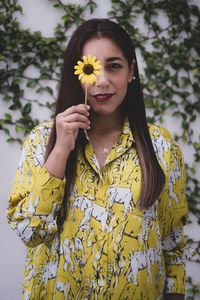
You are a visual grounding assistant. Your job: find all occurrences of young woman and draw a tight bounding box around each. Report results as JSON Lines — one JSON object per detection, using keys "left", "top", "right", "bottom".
{"left": 8, "top": 18, "right": 192, "bottom": 300}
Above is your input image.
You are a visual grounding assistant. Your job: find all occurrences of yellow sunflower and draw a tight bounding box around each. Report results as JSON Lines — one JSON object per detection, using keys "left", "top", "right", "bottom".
{"left": 74, "top": 55, "right": 101, "bottom": 85}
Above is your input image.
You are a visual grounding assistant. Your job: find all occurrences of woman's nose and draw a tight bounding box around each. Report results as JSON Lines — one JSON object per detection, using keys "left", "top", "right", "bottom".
{"left": 95, "top": 69, "right": 109, "bottom": 87}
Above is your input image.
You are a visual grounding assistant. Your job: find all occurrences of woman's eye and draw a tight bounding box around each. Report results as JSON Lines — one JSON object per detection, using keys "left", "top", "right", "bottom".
{"left": 107, "top": 63, "right": 122, "bottom": 71}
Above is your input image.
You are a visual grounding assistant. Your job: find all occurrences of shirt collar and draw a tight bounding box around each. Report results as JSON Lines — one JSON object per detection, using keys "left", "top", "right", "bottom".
{"left": 83, "top": 117, "right": 135, "bottom": 175}
{"left": 121, "top": 117, "right": 135, "bottom": 144}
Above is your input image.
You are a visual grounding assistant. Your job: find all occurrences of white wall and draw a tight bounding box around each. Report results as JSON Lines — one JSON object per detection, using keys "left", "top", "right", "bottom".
{"left": 0, "top": 137, "right": 25, "bottom": 300}
{"left": 0, "top": 1, "right": 199, "bottom": 299}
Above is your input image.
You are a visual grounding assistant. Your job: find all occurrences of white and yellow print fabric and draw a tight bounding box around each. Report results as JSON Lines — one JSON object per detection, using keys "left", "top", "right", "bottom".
{"left": 7, "top": 120, "right": 193, "bottom": 300}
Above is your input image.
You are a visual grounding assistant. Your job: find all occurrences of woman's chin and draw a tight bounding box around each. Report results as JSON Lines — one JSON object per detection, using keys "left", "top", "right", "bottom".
{"left": 88, "top": 103, "right": 118, "bottom": 117}
{"left": 91, "top": 108, "right": 115, "bottom": 117}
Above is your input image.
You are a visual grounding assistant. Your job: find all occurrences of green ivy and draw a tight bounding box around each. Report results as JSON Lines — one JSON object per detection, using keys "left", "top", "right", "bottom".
{"left": 0, "top": 0, "right": 199, "bottom": 297}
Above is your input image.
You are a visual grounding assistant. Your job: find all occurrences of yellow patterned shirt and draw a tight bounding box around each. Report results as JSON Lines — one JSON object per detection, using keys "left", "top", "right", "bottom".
{"left": 7, "top": 119, "right": 191, "bottom": 300}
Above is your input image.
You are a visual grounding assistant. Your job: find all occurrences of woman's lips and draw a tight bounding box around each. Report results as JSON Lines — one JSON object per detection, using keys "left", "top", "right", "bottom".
{"left": 93, "top": 93, "right": 114, "bottom": 102}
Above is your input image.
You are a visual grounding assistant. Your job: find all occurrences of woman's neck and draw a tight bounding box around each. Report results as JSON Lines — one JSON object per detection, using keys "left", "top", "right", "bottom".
{"left": 89, "top": 111, "right": 124, "bottom": 134}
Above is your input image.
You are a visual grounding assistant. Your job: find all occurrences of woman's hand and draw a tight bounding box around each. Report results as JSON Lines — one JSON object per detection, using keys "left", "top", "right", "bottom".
{"left": 45, "top": 104, "right": 90, "bottom": 179}
{"left": 55, "top": 104, "right": 90, "bottom": 152}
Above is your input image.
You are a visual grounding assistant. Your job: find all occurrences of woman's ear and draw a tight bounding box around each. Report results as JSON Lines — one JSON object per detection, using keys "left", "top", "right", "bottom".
{"left": 128, "top": 59, "right": 136, "bottom": 83}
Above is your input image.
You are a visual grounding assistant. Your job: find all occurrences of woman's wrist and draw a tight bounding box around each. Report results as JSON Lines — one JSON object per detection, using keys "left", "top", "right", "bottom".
{"left": 45, "top": 146, "right": 71, "bottom": 179}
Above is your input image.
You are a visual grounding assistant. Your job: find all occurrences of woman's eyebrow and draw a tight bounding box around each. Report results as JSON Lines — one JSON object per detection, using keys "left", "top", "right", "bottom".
{"left": 106, "top": 57, "right": 124, "bottom": 62}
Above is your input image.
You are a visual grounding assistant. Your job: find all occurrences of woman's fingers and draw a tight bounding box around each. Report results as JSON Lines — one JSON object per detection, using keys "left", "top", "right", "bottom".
{"left": 56, "top": 104, "right": 90, "bottom": 133}
{"left": 56, "top": 115, "right": 90, "bottom": 133}
{"left": 63, "top": 121, "right": 90, "bottom": 132}
{"left": 57, "top": 112, "right": 90, "bottom": 126}
{"left": 61, "top": 104, "right": 90, "bottom": 117}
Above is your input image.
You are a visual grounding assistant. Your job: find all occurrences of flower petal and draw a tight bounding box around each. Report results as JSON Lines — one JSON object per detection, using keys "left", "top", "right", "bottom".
{"left": 74, "top": 54, "right": 102, "bottom": 85}
{"left": 82, "top": 56, "right": 88, "bottom": 64}
{"left": 94, "top": 70, "right": 101, "bottom": 75}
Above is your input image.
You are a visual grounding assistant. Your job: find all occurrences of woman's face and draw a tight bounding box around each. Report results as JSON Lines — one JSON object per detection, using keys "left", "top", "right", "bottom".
{"left": 81, "top": 37, "right": 133, "bottom": 116}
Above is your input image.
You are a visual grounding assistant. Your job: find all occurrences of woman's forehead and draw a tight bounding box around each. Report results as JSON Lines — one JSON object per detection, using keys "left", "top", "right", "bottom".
{"left": 82, "top": 37, "right": 126, "bottom": 62}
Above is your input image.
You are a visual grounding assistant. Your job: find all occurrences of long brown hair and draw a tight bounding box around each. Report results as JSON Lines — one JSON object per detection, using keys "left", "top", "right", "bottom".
{"left": 45, "top": 18, "right": 165, "bottom": 229}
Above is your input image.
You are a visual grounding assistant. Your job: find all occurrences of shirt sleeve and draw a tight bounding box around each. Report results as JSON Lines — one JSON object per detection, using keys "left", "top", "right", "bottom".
{"left": 162, "top": 139, "right": 194, "bottom": 294}
{"left": 7, "top": 124, "right": 66, "bottom": 247}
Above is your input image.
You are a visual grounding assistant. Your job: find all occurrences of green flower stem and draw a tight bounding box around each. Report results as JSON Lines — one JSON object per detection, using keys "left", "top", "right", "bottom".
{"left": 85, "top": 82, "right": 88, "bottom": 105}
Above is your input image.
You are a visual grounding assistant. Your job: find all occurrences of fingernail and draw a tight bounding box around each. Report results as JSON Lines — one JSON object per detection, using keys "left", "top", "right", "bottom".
{"left": 87, "top": 105, "right": 90, "bottom": 110}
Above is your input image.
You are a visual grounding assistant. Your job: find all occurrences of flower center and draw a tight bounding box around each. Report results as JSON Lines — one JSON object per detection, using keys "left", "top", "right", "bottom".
{"left": 83, "top": 64, "right": 94, "bottom": 75}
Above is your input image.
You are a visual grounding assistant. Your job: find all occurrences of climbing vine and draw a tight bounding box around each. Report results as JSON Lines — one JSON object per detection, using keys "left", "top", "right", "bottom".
{"left": 0, "top": 0, "right": 199, "bottom": 297}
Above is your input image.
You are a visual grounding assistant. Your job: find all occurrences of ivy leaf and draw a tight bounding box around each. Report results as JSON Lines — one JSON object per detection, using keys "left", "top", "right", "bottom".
{"left": 27, "top": 79, "right": 38, "bottom": 88}
{"left": 22, "top": 103, "right": 32, "bottom": 116}
{"left": 4, "top": 113, "right": 12, "bottom": 122}
{"left": 36, "top": 86, "right": 53, "bottom": 95}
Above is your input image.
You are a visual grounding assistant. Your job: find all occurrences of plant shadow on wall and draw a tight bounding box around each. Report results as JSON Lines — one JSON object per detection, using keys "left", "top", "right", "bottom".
{"left": 0, "top": 0, "right": 199, "bottom": 298}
